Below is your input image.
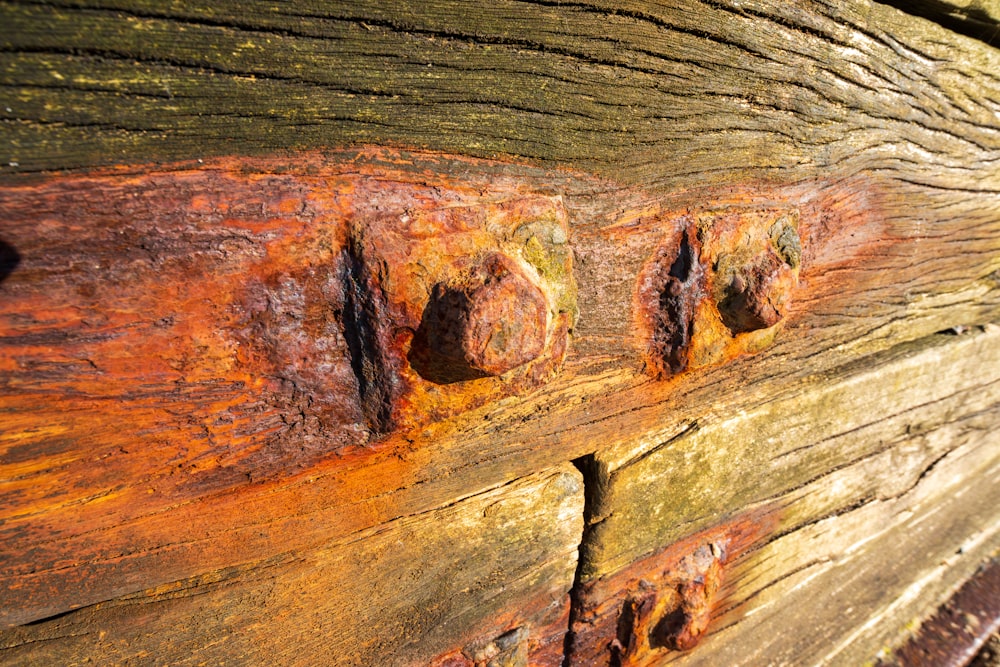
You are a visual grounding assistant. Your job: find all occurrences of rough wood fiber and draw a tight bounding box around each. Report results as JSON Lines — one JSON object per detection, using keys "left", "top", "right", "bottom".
{"left": 1, "top": 0, "right": 1000, "bottom": 193}
{"left": 0, "top": 465, "right": 583, "bottom": 667}
{"left": 1, "top": 0, "right": 1000, "bottom": 664}
{"left": 568, "top": 325, "right": 1000, "bottom": 664}
{"left": 3, "top": 152, "right": 998, "bottom": 628}
{"left": 0, "top": 150, "right": 588, "bottom": 626}
{"left": 664, "top": 426, "right": 1000, "bottom": 667}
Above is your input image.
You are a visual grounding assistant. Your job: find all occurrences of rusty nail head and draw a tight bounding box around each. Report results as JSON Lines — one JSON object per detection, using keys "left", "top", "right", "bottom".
{"left": 615, "top": 543, "right": 724, "bottom": 660}
{"left": 423, "top": 252, "right": 548, "bottom": 378}
{"left": 718, "top": 251, "right": 792, "bottom": 333}
{"left": 717, "top": 222, "right": 800, "bottom": 334}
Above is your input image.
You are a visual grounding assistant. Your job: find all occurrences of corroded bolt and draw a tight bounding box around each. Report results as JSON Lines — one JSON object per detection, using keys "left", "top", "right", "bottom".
{"left": 718, "top": 248, "right": 797, "bottom": 334}
{"left": 613, "top": 543, "right": 725, "bottom": 661}
{"left": 421, "top": 252, "right": 549, "bottom": 381}
{"left": 650, "top": 544, "right": 723, "bottom": 653}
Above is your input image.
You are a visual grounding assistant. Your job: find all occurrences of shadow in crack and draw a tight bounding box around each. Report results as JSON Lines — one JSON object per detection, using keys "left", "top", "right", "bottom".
{"left": 0, "top": 239, "right": 21, "bottom": 284}
{"left": 878, "top": 0, "right": 1000, "bottom": 47}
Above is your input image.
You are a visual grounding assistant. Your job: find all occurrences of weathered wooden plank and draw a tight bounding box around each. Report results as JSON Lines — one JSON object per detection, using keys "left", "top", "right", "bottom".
{"left": 1, "top": 0, "right": 999, "bottom": 193}
{"left": 665, "top": 422, "right": 1000, "bottom": 667}
{"left": 567, "top": 325, "right": 1000, "bottom": 664}
{"left": 3, "top": 150, "right": 998, "bottom": 627}
{"left": 579, "top": 325, "right": 1000, "bottom": 576}
{"left": 1, "top": 0, "right": 999, "bottom": 660}
{"left": 0, "top": 465, "right": 583, "bottom": 666}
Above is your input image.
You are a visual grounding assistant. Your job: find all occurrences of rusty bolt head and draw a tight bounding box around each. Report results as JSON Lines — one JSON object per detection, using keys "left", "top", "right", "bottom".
{"left": 614, "top": 544, "right": 725, "bottom": 661}
{"left": 718, "top": 248, "right": 796, "bottom": 334}
{"left": 421, "top": 252, "right": 549, "bottom": 380}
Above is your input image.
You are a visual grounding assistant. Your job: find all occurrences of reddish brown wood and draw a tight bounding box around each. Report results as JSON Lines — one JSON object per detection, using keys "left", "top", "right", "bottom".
{"left": 3, "top": 147, "right": 994, "bottom": 633}
{"left": 0, "top": 148, "right": 589, "bottom": 625}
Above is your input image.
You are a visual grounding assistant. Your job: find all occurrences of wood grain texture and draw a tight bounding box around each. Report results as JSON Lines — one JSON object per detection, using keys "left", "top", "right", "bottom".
{"left": 568, "top": 325, "right": 1000, "bottom": 664}
{"left": 0, "top": 465, "right": 583, "bottom": 667}
{"left": 580, "top": 325, "right": 1000, "bottom": 578}
{"left": 3, "top": 150, "right": 998, "bottom": 627}
{"left": 665, "top": 416, "right": 1000, "bottom": 667}
{"left": 1, "top": 0, "right": 1000, "bottom": 663}
{"left": 1, "top": 0, "right": 999, "bottom": 193}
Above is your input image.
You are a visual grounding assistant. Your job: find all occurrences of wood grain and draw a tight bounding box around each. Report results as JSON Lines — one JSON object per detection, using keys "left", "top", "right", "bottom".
{"left": 1, "top": 0, "right": 999, "bottom": 193}
{"left": 3, "top": 149, "right": 998, "bottom": 627}
{"left": 1, "top": 0, "right": 1000, "bottom": 663}
{"left": 0, "top": 465, "right": 583, "bottom": 667}
{"left": 672, "top": 417, "right": 1000, "bottom": 667}
{"left": 0, "top": 149, "right": 592, "bottom": 626}
{"left": 569, "top": 325, "right": 1000, "bottom": 664}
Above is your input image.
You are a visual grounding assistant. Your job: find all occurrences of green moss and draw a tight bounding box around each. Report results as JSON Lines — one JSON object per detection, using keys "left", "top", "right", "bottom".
{"left": 514, "top": 219, "right": 579, "bottom": 327}
{"left": 769, "top": 217, "right": 802, "bottom": 269}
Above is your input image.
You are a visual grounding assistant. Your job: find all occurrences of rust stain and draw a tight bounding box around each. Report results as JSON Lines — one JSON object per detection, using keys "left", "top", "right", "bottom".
{"left": 0, "top": 148, "right": 888, "bottom": 629}
{"left": 412, "top": 252, "right": 549, "bottom": 380}
{"left": 428, "top": 589, "right": 573, "bottom": 667}
{"left": 611, "top": 543, "right": 724, "bottom": 660}
{"left": 566, "top": 507, "right": 781, "bottom": 665}
{"left": 635, "top": 205, "right": 802, "bottom": 378}
{"left": 637, "top": 228, "right": 704, "bottom": 376}
{"left": 350, "top": 190, "right": 577, "bottom": 429}
{"left": 0, "top": 147, "right": 592, "bottom": 627}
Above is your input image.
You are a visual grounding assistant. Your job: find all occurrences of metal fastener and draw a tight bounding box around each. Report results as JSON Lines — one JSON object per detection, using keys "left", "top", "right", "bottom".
{"left": 717, "top": 248, "right": 796, "bottom": 333}
{"left": 463, "top": 626, "right": 530, "bottom": 667}
{"left": 414, "top": 252, "right": 549, "bottom": 382}
{"left": 716, "top": 221, "right": 800, "bottom": 335}
{"left": 612, "top": 543, "right": 724, "bottom": 662}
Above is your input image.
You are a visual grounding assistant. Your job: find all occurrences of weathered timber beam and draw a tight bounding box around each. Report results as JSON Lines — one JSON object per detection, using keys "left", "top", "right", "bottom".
{"left": 1, "top": 0, "right": 1000, "bottom": 662}
{"left": 0, "top": 466, "right": 583, "bottom": 666}
{"left": 567, "top": 324, "right": 1000, "bottom": 664}
{"left": 2, "top": 149, "right": 998, "bottom": 626}
{"left": 1, "top": 0, "right": 999, "bottom": 192}
{"left": 2, "top": 321, "right": 998, "bottom": 665}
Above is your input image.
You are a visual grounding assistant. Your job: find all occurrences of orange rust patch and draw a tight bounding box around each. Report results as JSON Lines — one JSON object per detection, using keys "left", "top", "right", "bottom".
{"left": 427, "top": 584, "right": 573, "bottom": 667}
{"left": 0, "top": 148, "right": 888, "bottom": 629}
{"left": 348, "top": 189, "right": 576, "bottom": 429}
{"left": 0, "top": 150, "right": 583, "bottom": 625}
{"left": 566, "top": 507, "right": 781, "bottom": 666}
{"left": 635, "top": 205, "right": 802, "bottom": 378}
